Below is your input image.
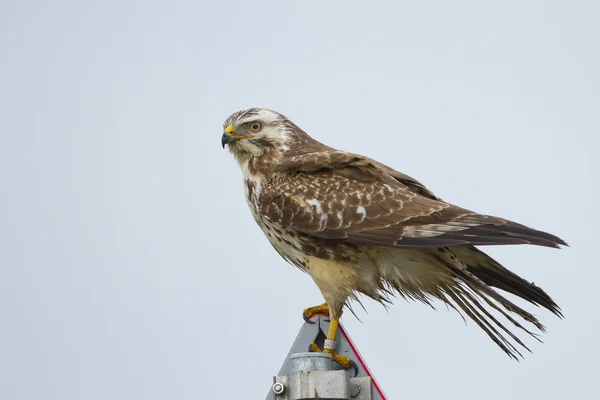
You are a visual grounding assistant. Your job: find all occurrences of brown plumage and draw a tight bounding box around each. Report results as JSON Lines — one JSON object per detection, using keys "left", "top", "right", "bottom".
{"left": 222, "top": 107, "right": 566, "bottom": 360}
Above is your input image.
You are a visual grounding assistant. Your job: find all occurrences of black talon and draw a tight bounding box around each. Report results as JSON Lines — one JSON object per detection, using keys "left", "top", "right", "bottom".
{"left": 307, "top": 343, "right": 358, "bottom": 376}
{"left": 303, "top": 312, "right": 317, "bottom": 324}
{"left": 330, "top": 355, "right": 359, "bottom": 376}
{"left": 347, "top": 358, "right": 359, "bottom": 378}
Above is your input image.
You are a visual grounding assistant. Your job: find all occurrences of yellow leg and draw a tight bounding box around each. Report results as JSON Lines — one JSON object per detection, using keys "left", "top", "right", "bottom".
{"left": 302, "top": 303, "right": 330, "bottom": 321}
{"left": 324, "top": 317, "right": 340, "bottom": 350}
{"left": 309, "top": 315, "right": 353, "bottom": 369}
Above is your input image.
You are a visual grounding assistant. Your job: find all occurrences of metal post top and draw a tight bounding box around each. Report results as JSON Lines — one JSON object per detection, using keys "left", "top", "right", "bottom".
{"left": 265, "top": 316, "right": 386, "bottom": 400}
{"left": 290, "top": 352, "right": 333, "bottom": 373}
{"left": 290, "top": 352, "right": 332, "bottom": 360}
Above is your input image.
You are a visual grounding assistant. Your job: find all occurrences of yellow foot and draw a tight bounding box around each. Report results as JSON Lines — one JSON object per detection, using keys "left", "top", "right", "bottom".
{"left": 302, "top": 303, "right": 330, "bottom": 322}
{"left": 309, "top": 342, "right": 354, "bottom": 370}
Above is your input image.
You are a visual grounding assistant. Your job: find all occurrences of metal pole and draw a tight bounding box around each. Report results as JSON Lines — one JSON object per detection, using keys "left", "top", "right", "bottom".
{"left": 269, "top": 352, "right": 371, "bottom": 400}
{"left": 265, "top": 316, "right": 386, "bottom": 400}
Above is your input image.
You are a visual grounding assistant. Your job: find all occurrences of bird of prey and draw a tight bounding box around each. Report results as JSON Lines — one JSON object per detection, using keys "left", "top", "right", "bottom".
{"left": 221, "top": 107, "right": 566, "bottom": 366}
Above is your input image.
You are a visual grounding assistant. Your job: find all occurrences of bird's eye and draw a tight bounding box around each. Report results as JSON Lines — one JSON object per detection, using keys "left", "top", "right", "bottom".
{"left": 248, "top": 122, "right": 262, "bottom": 133}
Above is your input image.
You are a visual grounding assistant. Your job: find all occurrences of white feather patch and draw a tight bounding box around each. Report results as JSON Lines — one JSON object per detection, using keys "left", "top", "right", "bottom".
{"left": 356, "top": 206, "right": 367, "bottom": 222}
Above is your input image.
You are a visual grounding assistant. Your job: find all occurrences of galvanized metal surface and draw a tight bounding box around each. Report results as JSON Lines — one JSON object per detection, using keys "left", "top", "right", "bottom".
{"left": 274, "top": 370, "right": 352, "bottom": 400}
{"left": 349, "top": 376, "right": 372, "bottom": 399}
{"left": 264, "top": 316, "right": 387, "bottom": 400}
{"left": 290, "top": 352, "right": 332, "bottom": 373}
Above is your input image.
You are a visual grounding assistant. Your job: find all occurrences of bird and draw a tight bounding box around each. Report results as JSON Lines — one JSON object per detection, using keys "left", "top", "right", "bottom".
{"left": 221, "top": 107, "right": 566, "bottom": 366}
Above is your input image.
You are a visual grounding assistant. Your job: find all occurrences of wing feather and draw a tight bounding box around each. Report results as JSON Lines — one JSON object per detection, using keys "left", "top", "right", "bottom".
{"left": 260, "top": 151, "right": 567, "bottom": 249}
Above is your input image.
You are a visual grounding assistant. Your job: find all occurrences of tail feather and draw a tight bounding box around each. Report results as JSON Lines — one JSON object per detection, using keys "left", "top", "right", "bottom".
{"left": 453, "top": 246, "right": 563, "bottom": 317}
{"left": 371, "top": 245, "right": 562, "bottom": 359}
{"left": 443, "top": 286, "right": 525, "bottom": 359}
{"left": 431, "top": 246, "right": 561, "bottom": 359}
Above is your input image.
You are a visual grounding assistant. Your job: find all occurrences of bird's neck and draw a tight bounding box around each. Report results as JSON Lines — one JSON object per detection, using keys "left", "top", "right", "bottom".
{"left": 238, "top": 147, "right": 284, "bottom": 182}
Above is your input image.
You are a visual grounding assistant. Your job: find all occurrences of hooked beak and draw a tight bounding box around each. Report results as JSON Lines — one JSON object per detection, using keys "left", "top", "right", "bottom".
{"left": 221, "top": 124, "right": 251, "bottom": 148}
{"left": 221, "top": 132, "right": 233, "bottom": 148}
{"left": 221, "top": 124, "right": 235, "bottom": 149}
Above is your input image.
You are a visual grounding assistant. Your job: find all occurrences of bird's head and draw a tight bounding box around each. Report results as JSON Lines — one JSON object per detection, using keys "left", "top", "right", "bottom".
{"left": 221, "top": 108, "right": 295, "bottom": 161}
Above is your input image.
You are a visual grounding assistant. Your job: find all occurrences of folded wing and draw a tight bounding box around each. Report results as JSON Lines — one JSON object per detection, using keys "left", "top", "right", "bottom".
{"left": 260, "top": 153, "right": 567, "bottom": 249}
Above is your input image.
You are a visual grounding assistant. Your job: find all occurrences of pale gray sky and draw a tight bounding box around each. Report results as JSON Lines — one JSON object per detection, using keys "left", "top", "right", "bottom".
{"left": 1, "top": 1, "right": 598, "bottom": 399}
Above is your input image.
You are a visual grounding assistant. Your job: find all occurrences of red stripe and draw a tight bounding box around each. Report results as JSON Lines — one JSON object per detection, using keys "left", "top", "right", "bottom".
{"left": 339, "top": 322, "right": 388, "bottom": 399}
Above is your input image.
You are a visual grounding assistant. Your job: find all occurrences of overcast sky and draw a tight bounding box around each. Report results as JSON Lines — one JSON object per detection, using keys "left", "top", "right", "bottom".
{"left": 1, "top": 1, "right": 598, "bottom": 399}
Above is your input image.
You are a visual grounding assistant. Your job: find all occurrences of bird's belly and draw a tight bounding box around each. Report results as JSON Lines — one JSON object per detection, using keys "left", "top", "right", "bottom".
{"left": 245, "top": 195, "right": 308, "bottom": 269}
{"left": 260, "top": 220, "right": 309, "bottom": 269}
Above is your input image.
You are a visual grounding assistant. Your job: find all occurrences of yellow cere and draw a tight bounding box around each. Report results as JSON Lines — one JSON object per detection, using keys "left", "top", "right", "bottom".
{"left": 225, "top": 125, "right": 235, "bottom": 135}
